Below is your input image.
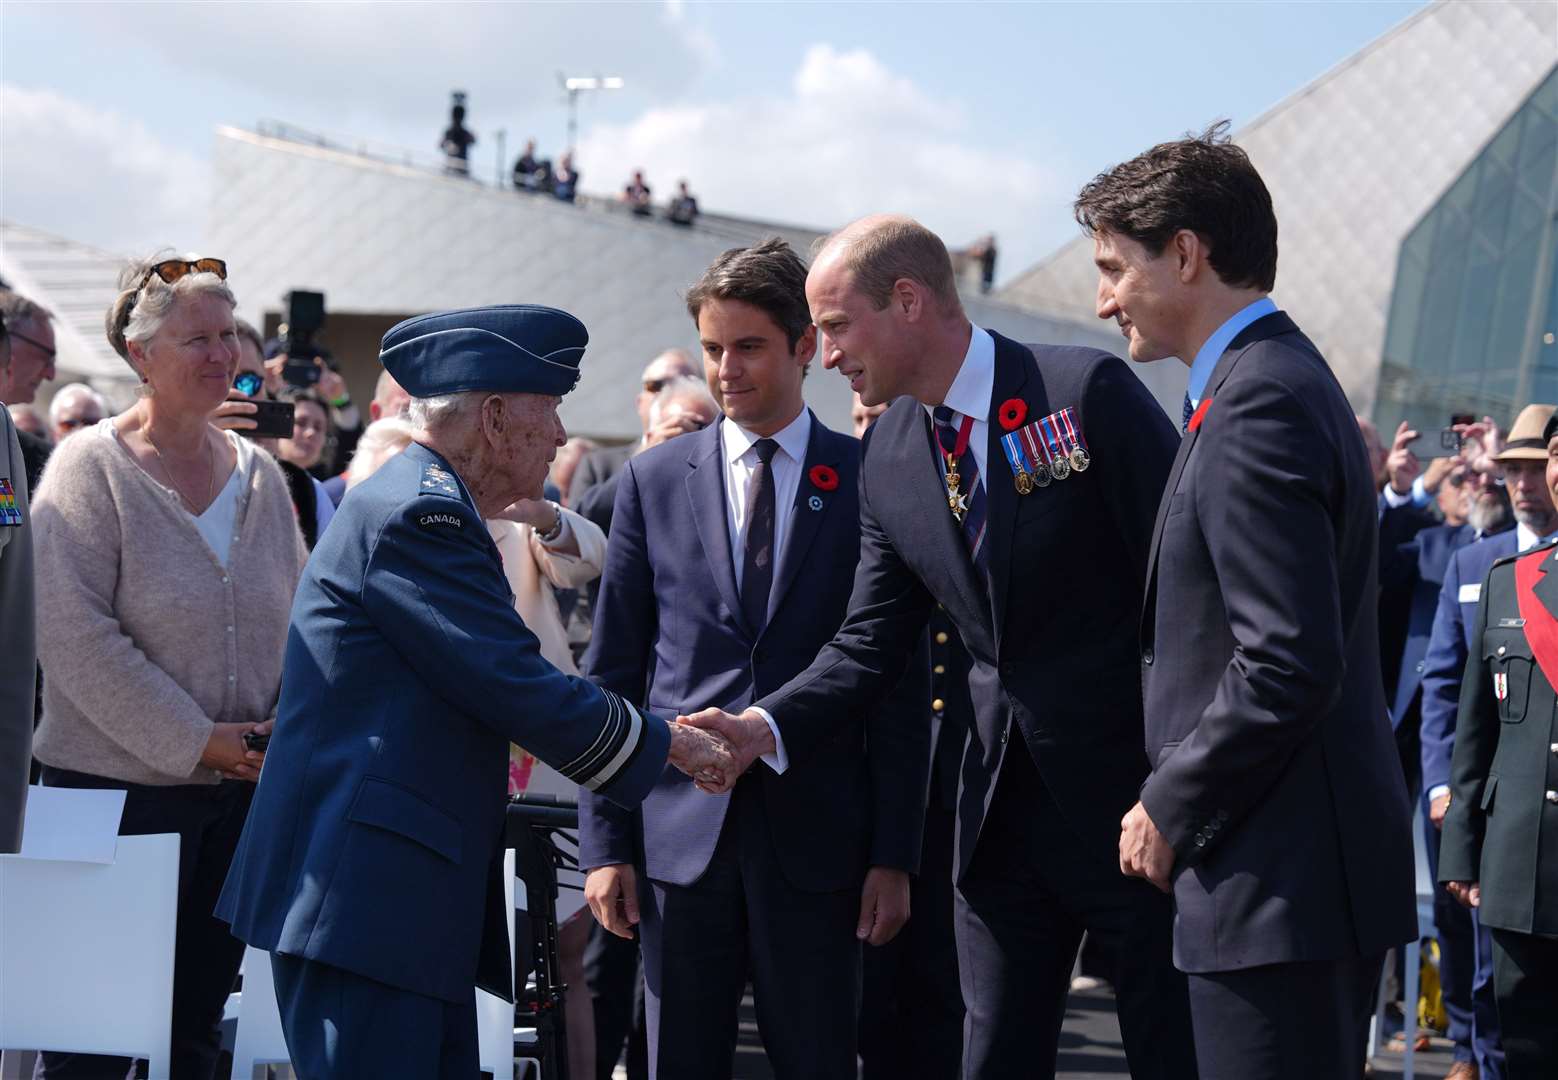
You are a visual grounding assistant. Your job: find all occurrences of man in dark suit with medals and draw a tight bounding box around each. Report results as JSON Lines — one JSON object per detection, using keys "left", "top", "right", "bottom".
{"left": 1441, "top": 410, "right": 1558, "bottom": 1078}
{"left": 683, "top": 215, "right": 1197, "bottom": 1079}
{"left": 1080, "top": 125, "right": 1417, "bottom": 1078}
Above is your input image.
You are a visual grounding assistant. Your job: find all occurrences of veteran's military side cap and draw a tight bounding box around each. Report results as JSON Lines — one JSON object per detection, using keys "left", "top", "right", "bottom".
{"left": 379, "top": 305, "right": 588, "bottom": 398}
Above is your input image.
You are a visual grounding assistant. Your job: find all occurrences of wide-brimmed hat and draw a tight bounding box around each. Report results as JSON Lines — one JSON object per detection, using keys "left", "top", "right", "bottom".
{"left": 1496, "top": 403, "right": 1557, "bottom": 462}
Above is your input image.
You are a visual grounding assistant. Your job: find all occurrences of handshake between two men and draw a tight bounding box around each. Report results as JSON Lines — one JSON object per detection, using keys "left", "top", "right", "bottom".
{"left": 664, "top": 707, "right": 774, "bottom": 794}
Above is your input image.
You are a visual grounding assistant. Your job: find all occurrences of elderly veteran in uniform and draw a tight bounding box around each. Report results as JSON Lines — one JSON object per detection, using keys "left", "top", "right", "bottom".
{"left": 1440, "top": 409, "right": 1558, "bottom": 1078}
{"left": 217, "top": 305, "right": 734, "bottom": 1079}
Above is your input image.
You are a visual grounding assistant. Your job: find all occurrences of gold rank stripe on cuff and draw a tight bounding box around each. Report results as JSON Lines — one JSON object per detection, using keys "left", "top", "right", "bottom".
{"left": 565, "top": 689, "right": 645, "bottom": 792}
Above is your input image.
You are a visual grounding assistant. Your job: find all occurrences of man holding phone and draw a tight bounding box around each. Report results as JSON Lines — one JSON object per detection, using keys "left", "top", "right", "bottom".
{"left": 216, "top": 319, "right": 335, "bottom": 547}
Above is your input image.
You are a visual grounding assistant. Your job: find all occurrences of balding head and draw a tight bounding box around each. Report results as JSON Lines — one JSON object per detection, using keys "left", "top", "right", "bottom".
{"left": 636, "top": 348, "right": 699, "bottom": 433}
{"left": 814, "top": 214, "right": 962, "bottom": 316}
{"left": 807, "top": 215, "right": 971, "bottom": 407}
{"left": 371, "top": 369, "right": 412, "bottom": 422}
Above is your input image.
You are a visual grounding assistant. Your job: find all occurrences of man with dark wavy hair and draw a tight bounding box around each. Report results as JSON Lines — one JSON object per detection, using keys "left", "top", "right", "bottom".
{"left": 1083, "top": 123, "right": 1417, "bottom": 1077}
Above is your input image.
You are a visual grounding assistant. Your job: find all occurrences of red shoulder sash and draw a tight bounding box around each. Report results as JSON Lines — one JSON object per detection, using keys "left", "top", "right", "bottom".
{"left": 1513, "top": 548, "right": 1558, "bottom": 688}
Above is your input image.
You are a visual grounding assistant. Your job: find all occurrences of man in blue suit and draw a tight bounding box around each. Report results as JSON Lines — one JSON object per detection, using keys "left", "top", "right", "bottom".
{"left": 578, "top": 240, "right": 928, "bottom": 1079}
{"left": 1418, "top": 404, "right": 1557, "bottom": 1080}
{"left": 683, "top": 218, "right": 1197, "bottom": 1079}
{"left": 217, "top": 306, "right": 734, "bottom": 1078}
{"left": 1090, "top": 128, "right": 1416, "bottom": 1077}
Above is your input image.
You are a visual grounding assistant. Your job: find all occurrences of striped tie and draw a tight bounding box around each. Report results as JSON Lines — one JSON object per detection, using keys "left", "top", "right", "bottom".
{"left": 933, "top": 406, "right": 988, "bottom": 574}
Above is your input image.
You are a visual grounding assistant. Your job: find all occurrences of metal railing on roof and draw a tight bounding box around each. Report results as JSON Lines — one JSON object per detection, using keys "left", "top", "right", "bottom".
{"left": 249, "top": 119, "right": 829, "bottom": 249}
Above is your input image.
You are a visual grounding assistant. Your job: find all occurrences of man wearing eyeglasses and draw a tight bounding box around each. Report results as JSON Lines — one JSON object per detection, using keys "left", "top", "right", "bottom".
{"left": 0, "top": 291, "right": 57, "bottom": 495}
{"left": 46, "top": 383, "right": 106, "bottom": 445}
{"left": 567, "top": 348, "right": 698, "bottom": 511}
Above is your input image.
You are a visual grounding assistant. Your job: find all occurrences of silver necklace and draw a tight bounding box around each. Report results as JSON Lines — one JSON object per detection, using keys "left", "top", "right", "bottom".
{"left": 146, "top": 427, "right": 215, "bottom": 513}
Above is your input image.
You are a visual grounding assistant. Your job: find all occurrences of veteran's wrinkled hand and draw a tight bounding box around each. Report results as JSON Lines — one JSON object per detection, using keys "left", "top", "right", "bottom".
{"left": 677, "top": 707, "right": 776, "bottom": 794}
{"left": 667, "top": 720, "right": 737, "bottom": 789}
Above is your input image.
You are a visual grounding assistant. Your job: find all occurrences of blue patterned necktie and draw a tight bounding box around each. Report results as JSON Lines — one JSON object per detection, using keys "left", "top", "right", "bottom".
{"left": 1182, "top": 393, "right": 1194, "bottom": 435}
{"left": 932, "top": 406, "right": 988, "bottom": 574}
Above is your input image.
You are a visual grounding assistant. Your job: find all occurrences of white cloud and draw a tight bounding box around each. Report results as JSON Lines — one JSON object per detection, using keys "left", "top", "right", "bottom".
{"left": 0, "top": 84, "right": 206, "bottom": 255}
{"left": 577, "top": 44, "right": 1059, "bottom": 258}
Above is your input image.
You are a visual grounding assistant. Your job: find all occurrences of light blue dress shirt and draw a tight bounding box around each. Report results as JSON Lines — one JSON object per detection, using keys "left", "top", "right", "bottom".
{"left": 1186, "top": 296, "right": 1278, "bottom": 408}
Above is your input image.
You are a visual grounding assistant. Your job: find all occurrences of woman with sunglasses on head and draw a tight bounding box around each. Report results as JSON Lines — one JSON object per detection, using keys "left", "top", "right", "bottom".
{"left": 29, "top": 253, "right": 309, "bottom": 1080}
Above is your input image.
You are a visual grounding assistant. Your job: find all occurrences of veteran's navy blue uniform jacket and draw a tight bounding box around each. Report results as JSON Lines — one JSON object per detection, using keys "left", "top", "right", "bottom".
{"left": 218, "top": 441, "right": 668, "bottom": 1004}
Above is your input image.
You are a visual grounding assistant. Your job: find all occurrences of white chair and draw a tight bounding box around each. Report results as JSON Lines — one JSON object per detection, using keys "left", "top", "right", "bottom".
{"left": 230, "top": 850, "right": 519, "bottom": 1080}
{"left": 0, "top": 833, "right": 180, "bottom": 1078}
{"left": 476, "top": 848, "right": 518, "bottom": 1080}
{"left": 229, "top": 947, "right": 288, "bottom": 1080}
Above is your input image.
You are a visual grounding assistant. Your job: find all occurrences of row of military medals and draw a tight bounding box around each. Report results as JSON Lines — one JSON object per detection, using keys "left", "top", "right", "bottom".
{"left": 999, "top": 407, "right": 1090, "bottom": 495}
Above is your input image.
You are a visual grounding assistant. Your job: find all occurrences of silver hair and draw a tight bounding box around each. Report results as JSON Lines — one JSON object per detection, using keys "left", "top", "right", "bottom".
{"left": 648, "top": 374, "right": 717, "bottom": 427}
{"left": 345, "top": 416, "right": 418, "bottom": 488}
{"left": 406, "top": 390, "right": 485, "bottom": 430}
{"left": 48, "top": 383, "right": 108, "bottom": 425}
{"left": 105, "top": 250, "right": 237, "bottom": 374}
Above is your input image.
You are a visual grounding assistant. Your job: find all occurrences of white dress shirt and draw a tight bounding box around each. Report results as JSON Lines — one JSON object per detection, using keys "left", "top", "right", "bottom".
{"left": 922, "top": 324, "right": 996, "bottom": 480}
{"left": 721, "top": 410, "right": 811, "bottom": 602}
{"left": 723, "top": 410, "right": 810, "bottom": 774}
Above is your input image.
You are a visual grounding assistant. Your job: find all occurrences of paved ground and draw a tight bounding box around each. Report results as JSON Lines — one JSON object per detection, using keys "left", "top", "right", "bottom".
{"left": 697, "top": 982, "right": 1459, "bottom": 1080}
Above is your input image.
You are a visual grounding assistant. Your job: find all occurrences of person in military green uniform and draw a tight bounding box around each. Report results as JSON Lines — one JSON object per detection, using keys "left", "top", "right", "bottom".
{"left": 1441, "top": 410, "right": 1558, "bottom": 1077}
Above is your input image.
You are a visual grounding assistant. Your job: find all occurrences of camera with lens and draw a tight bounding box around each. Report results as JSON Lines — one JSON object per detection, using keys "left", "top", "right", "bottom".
{"left": 279, "top": 290, "right": 329, "bottom": 388}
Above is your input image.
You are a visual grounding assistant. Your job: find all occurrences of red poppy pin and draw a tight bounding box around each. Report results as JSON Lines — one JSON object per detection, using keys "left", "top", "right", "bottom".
{"left": 1187, "top": 398, "right": 1213, "bottom": 434}
{"left": 997, "top": 398, "right": 1027, "bottom": 431}
{"left": 809, "top": 464, "right": 839, "bottom": 492}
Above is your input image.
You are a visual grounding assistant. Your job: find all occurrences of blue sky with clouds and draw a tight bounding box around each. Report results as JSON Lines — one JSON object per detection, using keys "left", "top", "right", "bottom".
{"left": 2, "top": 1, "right": 1425, "bottom": 280}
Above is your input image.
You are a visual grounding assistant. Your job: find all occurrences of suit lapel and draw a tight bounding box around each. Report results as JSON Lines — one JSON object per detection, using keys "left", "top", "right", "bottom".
{"left": 984, "top": 333, "right": 1037, "bottom": 642}
{"left": 683, "top": 427, "right": 750, "bottom": 639}
{"left": 767, "top": 414, "right": 837, "bottom": 630}
{"left": 1533, "top": 546, "right": 1558, "bottom": 624}
{"left": 894, "top": 403, "right": 988, "bottom": 633}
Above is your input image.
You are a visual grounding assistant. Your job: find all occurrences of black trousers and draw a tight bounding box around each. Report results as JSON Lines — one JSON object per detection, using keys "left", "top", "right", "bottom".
{"left": 1186, "top": 953, "right": 1380, "bottom": 1080}
{"left": 859, "top": 801, "right": 964, "bottom": 1080}
{"left": 1489, "top": 928, "right": 1558, "bottom": 1078}
{"left": 954, "top": 743, "right": 1197, "bottom": 1079}
{"left": 35, "top": 767, "right": 254, "bottom": 1080}
{"left": 638, "top": 778, "right": 861, "bottom": 1080}
{"left": 583, "top": 922, "right": 647, "bottom": 1080}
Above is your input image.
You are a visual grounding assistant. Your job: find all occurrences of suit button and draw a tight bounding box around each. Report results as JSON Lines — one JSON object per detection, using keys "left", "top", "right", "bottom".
{"left": 1547, "top": 791, "right": 1558, "bottom": 804}
{"left": 934, "top": 664, "right": 946, "bottom": 675}
{"left": 1498, "top": 645, "right": 1507, "bottom": 657}
{"left": 1415, "top": 661, "right": 1425, "bottom": 673}
{"left": 1142, "top": 648, "right": 1154, "bottom": 666}
{"left": 936, "top": 632, "right": 949, "bottom": 645}
{"left": 1550, "top": 743, "right": 1558, "bottom": 755}
{"left": 932, "top": 698, "right": 945, "bottom": 713}
{"left": 1194, "top": 836, "right": 1207, "bottom": 848}
{"left": 1000, "top": 729, "right": 1009, "bottom": 744}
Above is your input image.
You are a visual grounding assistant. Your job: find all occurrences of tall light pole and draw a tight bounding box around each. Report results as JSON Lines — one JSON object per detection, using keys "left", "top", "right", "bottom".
{"left": 559, "top": 73, "right": 624, "bottom": 155}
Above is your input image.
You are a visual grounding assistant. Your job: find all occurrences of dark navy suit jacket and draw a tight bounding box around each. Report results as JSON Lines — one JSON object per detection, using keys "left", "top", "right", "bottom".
{"left": 218, "top": 442, "right": 667, "bottom": 1004}
{"left": 1420, "top": 528, "right": 1522, "bottom": 796}
{"left": 1378, "top": 515, "right": 1479, "bottom": 728}
{"left": 577, "top": 415, "right": 929, "bottom": 891}
{"left": 1138, "top": 311, "right": 1416, "bottom": 973}
{"left": 758, "top": 332, "right": 1176, "bottom": 882}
